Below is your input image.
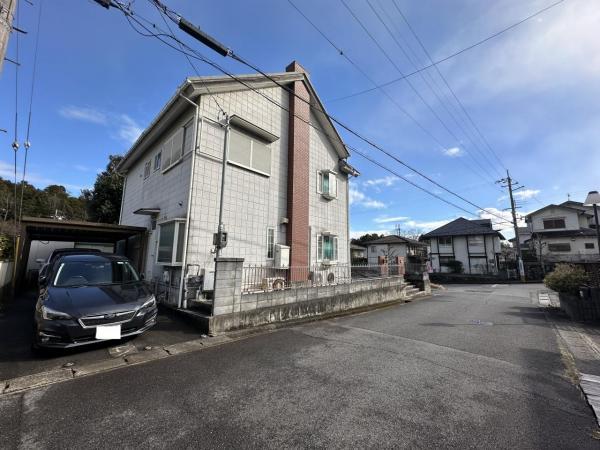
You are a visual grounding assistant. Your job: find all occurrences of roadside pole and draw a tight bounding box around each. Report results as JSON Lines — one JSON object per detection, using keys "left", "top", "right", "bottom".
{"left": 498, "top": 170, "right": 526, "bottom": 282}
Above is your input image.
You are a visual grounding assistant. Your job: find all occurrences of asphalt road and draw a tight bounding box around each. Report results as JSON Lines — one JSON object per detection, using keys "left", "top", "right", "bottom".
{"left": 1, "top": 284, "right": 598, "bottom": 448}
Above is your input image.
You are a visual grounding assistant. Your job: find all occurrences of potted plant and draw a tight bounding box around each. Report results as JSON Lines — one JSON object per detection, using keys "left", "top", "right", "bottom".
{"left": 544, "top": 264, "right": 589, "bottom": 320}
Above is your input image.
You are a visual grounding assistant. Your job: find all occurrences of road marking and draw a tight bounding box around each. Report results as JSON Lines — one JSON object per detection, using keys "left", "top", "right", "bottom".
{"left": 491, "top": 284, "right": 498, "bottom": 288}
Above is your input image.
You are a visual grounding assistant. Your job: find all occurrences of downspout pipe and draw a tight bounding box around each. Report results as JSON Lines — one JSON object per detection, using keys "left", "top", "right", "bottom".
{"left": 178, "top": 94, "right": 201, "bottom": 309}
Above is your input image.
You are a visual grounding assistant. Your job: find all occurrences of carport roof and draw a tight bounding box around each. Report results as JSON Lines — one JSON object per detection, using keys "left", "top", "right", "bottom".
{"left": 21, "top": 217, "right": 147, "bottom": 243}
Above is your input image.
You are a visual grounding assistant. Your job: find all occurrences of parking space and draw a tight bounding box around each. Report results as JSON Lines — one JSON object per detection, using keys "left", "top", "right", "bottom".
{"left": 0, "top": 290, "right": 202, "bottom": 381}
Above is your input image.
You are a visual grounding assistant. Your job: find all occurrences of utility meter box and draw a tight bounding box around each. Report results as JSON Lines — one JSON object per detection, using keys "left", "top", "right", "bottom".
{"left": 274, "top": 244, "right": 290, "bottom": 269}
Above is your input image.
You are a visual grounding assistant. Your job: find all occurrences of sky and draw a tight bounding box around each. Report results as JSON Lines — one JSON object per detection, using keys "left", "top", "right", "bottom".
{"left": 1, "top": 0, "right": 599, "bottom": 240}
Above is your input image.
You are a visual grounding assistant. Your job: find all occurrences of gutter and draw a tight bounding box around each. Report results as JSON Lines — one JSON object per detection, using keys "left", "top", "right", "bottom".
{"left": 177, "top": 94, "right": 202, "bottom": 309}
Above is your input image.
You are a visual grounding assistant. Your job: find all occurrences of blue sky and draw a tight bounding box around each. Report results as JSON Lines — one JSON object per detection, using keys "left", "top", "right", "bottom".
{"left": 1, "top": 0, "right": 599, "bottom": 239}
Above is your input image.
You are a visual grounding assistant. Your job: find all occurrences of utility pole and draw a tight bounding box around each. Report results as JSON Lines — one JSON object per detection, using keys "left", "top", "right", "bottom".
{"left": 0, "top": 0, "right": 17, "bottom": 74}
{"left": 498, "top": 170, "right": 525, "bottom": 281}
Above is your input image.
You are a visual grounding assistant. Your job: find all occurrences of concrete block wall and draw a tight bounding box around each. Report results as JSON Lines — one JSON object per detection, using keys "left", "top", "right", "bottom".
{"left": 209, "top": 273, "right": 421, "bottom": 333}
{"left": 212, "top": 258, "right": 244, "bottom": 316}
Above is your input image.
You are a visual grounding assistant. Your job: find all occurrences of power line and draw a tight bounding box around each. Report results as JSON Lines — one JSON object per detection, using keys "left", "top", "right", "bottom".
{"left": 100, "top": 0, "right": 514, "bottom": 226}
{"left": 329, "top": 0, "right": 567, "bottom": 103}
{"left": 287, "top": 0, "right": 500, "bottom": 189}
{"left": 390, "top": 0, "right": 506, "bottom": 171}
{"left": 19, "top": 0, "right": 44, "bottom": 224}
{"left": 364, "top": 0, "right": 503, "bottom": 180}
{"left": 340, "top": 0, "right": 501, "bottom": 182}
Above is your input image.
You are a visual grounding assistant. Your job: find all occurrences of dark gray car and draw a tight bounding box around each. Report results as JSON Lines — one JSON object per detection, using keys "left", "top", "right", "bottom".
{"left": 34, "top": 253, "right": 157, "bottom": 349}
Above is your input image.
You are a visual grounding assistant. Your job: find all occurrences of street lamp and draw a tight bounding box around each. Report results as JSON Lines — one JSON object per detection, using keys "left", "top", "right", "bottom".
{"left": 584, "top": 190, "right": 600, "bottom": 259}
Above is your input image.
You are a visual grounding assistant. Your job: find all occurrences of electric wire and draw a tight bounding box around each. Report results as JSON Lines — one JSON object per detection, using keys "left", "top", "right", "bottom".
{"left": 365, "top": 0, "right": 503, "bottom": 181}
{"left": 107, "top": 0, "right": 514, "bottom": 226}
{"left": 287, "top": 0, "right": 497, "bottom": 189}
{"left": 19, "top": 0, "right": 44, "bottom": 224}
{"left": 340, "top": 0, "right": 500, "bottom": 182}
{"left": 391, "top": 0, "right": 507, "bottom": 170}
{"left": 330, "top": 0, "right": 567, "bottom": 102}
{"left": 150, "top": 0, "right": 226, "bottom": 117}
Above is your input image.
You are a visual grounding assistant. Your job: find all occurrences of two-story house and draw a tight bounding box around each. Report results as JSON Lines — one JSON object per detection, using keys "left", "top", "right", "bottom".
{"left": 524, "top": 201, "right": 599, "bottom": 264}
{"left": 117, "top": 61, "right": 358, "bottom": 307}
{"left": 420, "top": 218, "right": 504, "bottom": 274}
{"left": 363, "top": 235, "right": 427, "bottom": 265}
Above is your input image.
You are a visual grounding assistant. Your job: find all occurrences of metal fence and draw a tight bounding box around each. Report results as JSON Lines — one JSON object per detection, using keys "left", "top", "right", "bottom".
{"left": 241, "top": 264, "right": 410, "bottom": 293}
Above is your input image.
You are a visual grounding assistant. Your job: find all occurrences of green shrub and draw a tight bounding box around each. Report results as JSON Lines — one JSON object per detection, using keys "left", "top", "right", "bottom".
{"left": 445, "top": 260, "right": 464, "bottom": 274}
{"left": 544, "top": 264, "right": 588, "bottom": 294}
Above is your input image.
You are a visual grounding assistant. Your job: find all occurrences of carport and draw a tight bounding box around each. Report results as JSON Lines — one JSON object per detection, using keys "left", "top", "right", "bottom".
{"left": 15, "top": 217, "right": 148, "bottom": 290}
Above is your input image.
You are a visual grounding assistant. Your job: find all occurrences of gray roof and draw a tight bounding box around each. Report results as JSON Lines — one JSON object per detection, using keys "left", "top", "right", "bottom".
{"left": 350, "top": 244, "right": 366, "bottom": 250}
{"left": 526, "top": 203, "right": 593, "bottom": 218}
{"left": 364, "top": 235, "right": 426, "bottom": 246}
{"left": 420, "top": 217, "right": 505, "bottom": 239}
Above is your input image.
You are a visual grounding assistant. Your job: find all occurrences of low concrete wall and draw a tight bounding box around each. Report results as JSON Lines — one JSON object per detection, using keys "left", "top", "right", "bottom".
{"left": 208, "top": 275, "right": 426, "bottom": 334}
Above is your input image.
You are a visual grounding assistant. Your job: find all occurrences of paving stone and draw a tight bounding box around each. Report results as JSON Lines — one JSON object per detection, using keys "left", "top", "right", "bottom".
{"left": 124, "top": 348, "right": 170, "bottom": 364}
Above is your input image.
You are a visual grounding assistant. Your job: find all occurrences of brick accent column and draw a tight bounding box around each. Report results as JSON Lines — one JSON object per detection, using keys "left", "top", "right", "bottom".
{"left": 285, "top": 61, "right": 311, "bottom": 273}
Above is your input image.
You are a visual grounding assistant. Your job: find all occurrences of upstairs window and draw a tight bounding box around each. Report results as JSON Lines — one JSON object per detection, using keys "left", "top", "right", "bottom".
{"left": 438, "top": 236, "right": 452, "bottom": 246}
{"left": 229, "top": 128, "right": 271, "bottom": 176}
{"left": 317, "top": 234, "right": 338, "bottom": 262}
{"left": 153, "top": 152, "right": 162, "bottom": 171}
{"left": 143, "top": 161, "right": 151, "bottom": 179}
{"left": 543, "top": 218, "right": 566, "bottom": 229}
{"left": 162, "top": 119, "right": 195, "bottom": 172}
{"left": 585, "top": 243, "right": 595, "bottom": 249}
{"left": 547, "top": 243, "right": 571, "bottom": 252}
{"left": 467, "top": 235, "right": 484, "bottom": 249}
{"left": 157, "top": 220, "right": 186, "bottom": 265}
{"left": 317, "top": 170, "right": 337, "bottom": 199}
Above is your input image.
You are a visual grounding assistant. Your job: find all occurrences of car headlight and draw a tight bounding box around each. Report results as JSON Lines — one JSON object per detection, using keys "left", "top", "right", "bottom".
{"left": 141, "top": 296, "right": 156, "bottom": 309}
{"left": 41, "top": 305, "right": 72, "bottom": 321}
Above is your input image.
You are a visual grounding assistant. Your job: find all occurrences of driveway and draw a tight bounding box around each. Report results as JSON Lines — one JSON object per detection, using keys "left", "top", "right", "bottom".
{"left": 0, "top": 290, "right": 202, "bottom": 380}
{"left": 1, "top": 283, "right": 599, "bottom": 448}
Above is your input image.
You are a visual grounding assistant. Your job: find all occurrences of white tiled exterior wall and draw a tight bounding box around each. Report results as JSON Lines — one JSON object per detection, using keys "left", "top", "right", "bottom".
{"left": 121, "top": 82, "right": 350, "bottom": 286}
{"left": 428, "top": 235, "right": 500, "bottom": 274}
{"left": 367, "top": 244, "right": 408, "bottom": 265}
{"left": 529, "top": 207, "right": 581, "bottom": 231}
{"left": 308, "top": 111, "right": 350, "bottom": 266}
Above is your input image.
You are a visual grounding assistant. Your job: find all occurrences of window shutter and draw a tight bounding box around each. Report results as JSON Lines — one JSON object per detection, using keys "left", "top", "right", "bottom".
{"left": 317, "top": 171, "right": 323, "bottom": 194}
{"left": 317, "top": 235, "right": 323, "bottom": 260}
{"left": 162, "top": 137, "right": 172, "bottom": 169}
{"left": 333, "top": 237, "right": 338, "bottom": 260}
{"left": 330, "top": 174, "right": 337, "bottom": 198}
{"left": 172, "top": 129, "right": 184, "bottom": 162}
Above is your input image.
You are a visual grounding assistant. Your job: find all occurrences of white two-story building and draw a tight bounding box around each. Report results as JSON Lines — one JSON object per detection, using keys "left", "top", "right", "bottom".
{"left": 420, "top": 218, "right": 504, "bottom": 274}
{"left": 117, "top": 62, "right": 358, "bottom": 307}
{"left": 523, "top": 201, "right": 599, "bottom": 264}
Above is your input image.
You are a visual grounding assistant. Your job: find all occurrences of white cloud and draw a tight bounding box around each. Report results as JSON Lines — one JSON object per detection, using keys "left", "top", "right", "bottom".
{"left": 59, "top": 106, "right": 107, "bottom": 125}
{"left": 514, "top": 189, "right": 540, "bottom": 200}
{"left": 443, "top": 147, "right": 464, "bottom": 157}
{"left": 58, "top": 106, "right": 143, "bottom": 145}
{"left": 477, "top": 207, "right": 529, "bottom": 232}
{"left": 374, "top": 216, "right": 409, "bottom": 224}
{"left": 448, "top": 0, "right": 600, "bottom": 98}
{"left": 399, "top": 219, "right": 454, "bottom": 232}
{"left": 364, "top": 176, "right": 397, "bottom": 188}
{"left": 118, "top": 114, "right": 143, "bottom": 145}
{"left": 349, "top": 184, "right": 386, "bottom": 209}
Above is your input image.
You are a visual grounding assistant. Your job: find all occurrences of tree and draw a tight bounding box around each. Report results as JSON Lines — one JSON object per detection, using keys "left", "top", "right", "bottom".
{"left": 351, "top": 233, "right": 384, "bottom": 246}
{"left": 82, "top": 155, "right": 124, "bottom": 224}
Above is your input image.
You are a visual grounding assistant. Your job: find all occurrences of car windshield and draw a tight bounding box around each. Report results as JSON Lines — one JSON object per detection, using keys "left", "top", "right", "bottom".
{"left": 53, "top": 260, "right": 140, "bottom": 287}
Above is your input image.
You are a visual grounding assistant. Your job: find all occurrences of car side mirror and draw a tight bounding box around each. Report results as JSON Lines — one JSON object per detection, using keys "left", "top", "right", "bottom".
{"left": 38, "top": 275, "right": 48, "bottom": 287}
{"left": 140, "top": 273, "right": 145, "bottom": 280}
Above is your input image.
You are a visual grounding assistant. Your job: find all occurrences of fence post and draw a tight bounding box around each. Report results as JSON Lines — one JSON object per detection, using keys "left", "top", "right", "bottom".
{"left": 212, "top": 257, "right": 244, "bottom": 316}
{"left": 422, "top": 270, "right": 431, "bottom": 294}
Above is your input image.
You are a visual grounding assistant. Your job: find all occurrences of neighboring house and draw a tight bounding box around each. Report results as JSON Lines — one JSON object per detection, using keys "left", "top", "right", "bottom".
{"left": 364, "top": 235, "right": 427, "bottom": 265}
{"left": 509, "top": 227, "right": 531, "bottom": 252}
{"left": 118, "top": 61, "right": 359, "bottom": 307}
{"left": 350, "top": 244, "right": 366, "bottom": 261}
{"left": 420, "top": 218, "right": 504, "bottom": 274}
{"left": 524, "top": 202, "right": 599, "bottom": 263}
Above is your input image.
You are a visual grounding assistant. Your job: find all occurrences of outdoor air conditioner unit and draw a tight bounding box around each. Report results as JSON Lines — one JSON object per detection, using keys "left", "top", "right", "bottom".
{"left": 274, "top": 244, "right": 290, "bottom": 269}
{"left": 261, "top": 277, "right": 285, "bottom": 291}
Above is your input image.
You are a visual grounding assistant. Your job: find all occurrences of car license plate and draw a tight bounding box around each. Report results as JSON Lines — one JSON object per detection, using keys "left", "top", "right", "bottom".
{"left": 95, "top": 324, "right": 122, "bottom": 340}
